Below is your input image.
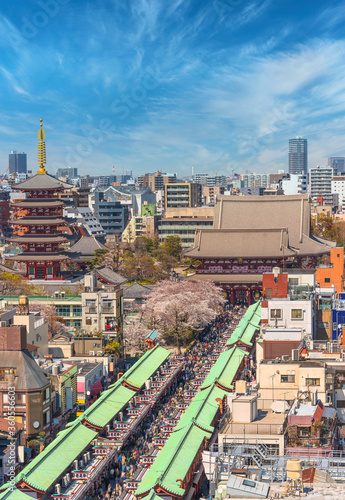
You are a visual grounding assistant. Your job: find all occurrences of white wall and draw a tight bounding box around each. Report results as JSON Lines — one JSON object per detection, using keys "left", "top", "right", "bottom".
{"left": 261, "top": 298, "right": 313, "bottom": 335}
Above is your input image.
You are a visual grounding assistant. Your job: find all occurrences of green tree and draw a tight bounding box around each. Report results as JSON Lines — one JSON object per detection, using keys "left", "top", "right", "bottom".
{"left": 103, "top": 339, "right": 121, "bottom": 356}
{"left": 85, "top": 248, "right": 109, "bottom": 270}
{"left": 163, "top": 236, "right": 182, "bottom": 260}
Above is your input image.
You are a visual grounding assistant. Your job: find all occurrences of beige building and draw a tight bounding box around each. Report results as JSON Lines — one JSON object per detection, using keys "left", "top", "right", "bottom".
{"left": 122, "top": 213, "right": 160, "bottom": 243}
{"left": 158, "top": 206, "right": 214, "bottom": 248}
{"left": 13, "top": 311, "right": 49, "bottom": 357}
{"left": 258, "top": 359, "right": 327, "bottom": 405}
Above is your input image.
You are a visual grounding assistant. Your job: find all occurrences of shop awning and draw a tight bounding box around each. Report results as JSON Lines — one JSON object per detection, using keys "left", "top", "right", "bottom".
{"left": 91, "top": 380, "right": 103, "bottom": 396}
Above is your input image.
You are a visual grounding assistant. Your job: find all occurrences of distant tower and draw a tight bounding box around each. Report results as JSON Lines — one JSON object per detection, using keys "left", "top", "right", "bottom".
{"left": 289, "top": 137, "right": 308, "bottom": 175}
{"left": 9, "top": 151, "right": 27, "bottom": 175}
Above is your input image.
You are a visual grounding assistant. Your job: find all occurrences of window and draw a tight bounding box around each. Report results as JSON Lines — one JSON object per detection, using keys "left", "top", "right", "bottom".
{"left": 86, "top": 318, "right": 92, "bottom": 326}
{"left": 29, "top": 267, "right": 34, "bottom": 274}
{"left": 270, "top": 309, "right": 282, "bottom": 320}
{"left": 299, "top": 427, "right": 310, "bottom": 437}
{"left": 325, "top": 278, "right": 331, "bottom": 283}
{"left": 291, "top": 309, "right": 303, "bottom": 319}
{"left": 72, "top": 305, "right": 82, "bottom": 317}
{"left": 44, "top": 388, "right": 50, "bottom": 400}
{"left": 281, "top": 375, "right": 295, "bottom": 383}
{"left": 243, "top": 479, "right": 256, "bottom": 487}
{"left": 337, "top": 400, "right": 345, "bottom": 408}
{"left": 289, "top": 278, "right": 299, "bottom": 285}
{"left": 305, "top": 378, "right": 320, "bottom": 386}
{"left": 47, "top": 267, "right": 53, "bottom": 274}
{"left": 43, "top": 408, "right": 50, "bottom": 425}
{"left": 56, "top": 305, "right": 71, "bottom": 317}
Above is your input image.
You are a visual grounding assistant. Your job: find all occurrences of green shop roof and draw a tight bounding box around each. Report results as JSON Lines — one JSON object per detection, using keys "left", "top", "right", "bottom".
{"left": 201, "top": 347, "right": 246, "bottom": 391}
{"left": 135, "top": 421, "right": 209, "bottom": 497}
{"left": 7, "top": 423, "right": 97, "bottom": 493}
{"left": 175, "top": 384, "right": 228, "bottom": 432}
{"left": 119, "top": 344, "right": 170, "bottom": 390}
{"left": 0, "top": 489, "right": 33, "bottom": 500}
{"left": 82, "top": 380, "right": 135, "bottom": 428}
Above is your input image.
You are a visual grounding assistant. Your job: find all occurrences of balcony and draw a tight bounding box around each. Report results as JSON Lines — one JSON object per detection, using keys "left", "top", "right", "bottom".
{"left": 102, "top": 307, "right": 114, "bottom": 314}
{"left": 85, "top": 307, "right": 97, "bottom": 314}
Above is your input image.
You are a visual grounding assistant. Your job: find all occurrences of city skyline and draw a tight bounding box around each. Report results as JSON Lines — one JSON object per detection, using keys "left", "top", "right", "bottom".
{"left": 1, "top": 1, "right": 345, "bottom": 177}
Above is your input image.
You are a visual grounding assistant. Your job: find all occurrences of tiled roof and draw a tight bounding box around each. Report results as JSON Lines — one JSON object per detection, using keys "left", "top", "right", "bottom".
{"left": 175, "top": 384, "right": 227, "bottom": 433}
{"left": 10, "top": 200, "right": 64, "bottom": 208}
{"left": 135, "top": 421, "right": 209, "bottom": 497}
{"left": 69, "top": 236, "right": 106, "bottom": 256}
{"left": 201, "top": 346, "right": 246, "bottom": 391}
{"left": 0, "top": 489, "right": 33, "bottom": 499}
{"left": 123, "top": 281, "right": 152, "bottom": 299}
{"left": 12, "top": 173, "right": 72, "bottom": 191}
{"left": 120, "top": 344, "right": 170, "bottom": 389}
{"left": 8, "top": 236, "right": 67, "bottom": 244}
{"left": 82, "top": 380, "right": 135, "bottom": 428}
{"left": 226, "top": 302, "right": 261, "bottom": 347}
{"left": 0, "top": 350, "right": 49, "bottom": 391}
{"left": 96, "top": 266, "right": 127, "bottom": 286}
{"left": 9, "top": 217, "right": 66, "bottom": 225}
{"left": 10, "top": 423, "right": 97, "bottom": 493}
{"left": 7, "top": 253, "right": 69, "bottom": 262}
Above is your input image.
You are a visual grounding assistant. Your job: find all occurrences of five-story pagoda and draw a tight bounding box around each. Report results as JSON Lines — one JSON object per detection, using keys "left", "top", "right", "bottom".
{"left": 7, "top": 120, "right": 71, "bottom": 279}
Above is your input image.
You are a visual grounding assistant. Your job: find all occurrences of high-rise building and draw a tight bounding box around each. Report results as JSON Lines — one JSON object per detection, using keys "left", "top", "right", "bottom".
{"left": 9, "top": 151, "right": 27, "bottom": 175}
{"left": 327, "top": 157, "right": 345, "bottom": 175}
{"left": 288, "top": 137, "right": 308, "bottom": 175}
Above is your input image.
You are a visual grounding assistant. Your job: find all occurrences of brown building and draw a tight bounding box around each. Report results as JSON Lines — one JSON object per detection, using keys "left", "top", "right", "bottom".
{"left": 159, "top": 207, "right": 214, "bottom": 248}
{"left": 0, "top": 326, "right": 51, "bottom": 445}
{"left": 185, "top": 195, "right": 334, "bottom": 305}
{"left": 202, "top": 185, "right": 225, "bottom": 206}
{"left": 164, "top": 182, "right": 202, "bottom": 210}
{"left": 138, "top": 171, "right": 176, "bottom": 191}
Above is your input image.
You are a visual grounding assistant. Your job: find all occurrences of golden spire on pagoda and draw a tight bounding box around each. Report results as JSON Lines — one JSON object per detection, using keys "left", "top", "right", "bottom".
{"left": 37, "top": 118, "right": 47, "bottom": 174}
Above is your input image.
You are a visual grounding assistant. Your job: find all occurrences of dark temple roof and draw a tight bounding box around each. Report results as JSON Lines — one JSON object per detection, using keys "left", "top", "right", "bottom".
{"left": 12, "top": 173, "right": 72, "bottom": 191}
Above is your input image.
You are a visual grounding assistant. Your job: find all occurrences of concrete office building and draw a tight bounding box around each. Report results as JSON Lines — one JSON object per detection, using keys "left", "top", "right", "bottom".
{"left": 9, "top": 151, "right": 27, "bottom": 175}
{"left": 289, "top": 137, "right": 308, "bottom": 175}
{"left": 328, "top": 157, "right": 345, "bottom": 175}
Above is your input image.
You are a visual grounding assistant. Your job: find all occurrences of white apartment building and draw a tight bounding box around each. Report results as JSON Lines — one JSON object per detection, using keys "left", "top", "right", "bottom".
{"left": 331, "top": 176, "right": 345, "bottom": 211}
{"left": 281, "top": 174, "right": 308, "bottom": 195}
{"left": 310, "top": 166, "right": 338, "bottom": 207}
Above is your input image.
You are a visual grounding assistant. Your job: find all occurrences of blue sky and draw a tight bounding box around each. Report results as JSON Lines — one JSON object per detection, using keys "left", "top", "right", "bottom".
{"left": 1, "top": 0, "right": 345, "bottom": 178}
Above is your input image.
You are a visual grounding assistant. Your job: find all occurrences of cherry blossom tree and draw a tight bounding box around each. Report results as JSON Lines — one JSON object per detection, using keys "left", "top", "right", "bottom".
{"left": 29, "top": 302, "right": 69, "bottom": 337}
{"left": 123, "top": 316, "right": 151, "bottom": 355}
{"left": 140, "top": 280, "right": 225, "bottom": 353}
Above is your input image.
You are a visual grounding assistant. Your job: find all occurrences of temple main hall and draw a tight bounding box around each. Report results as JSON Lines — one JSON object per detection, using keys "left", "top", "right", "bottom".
{"left": 7, "top": 120, "right": 71, "bottom": 280}
{"left": 185, "top": 194, "right": 334, "bottom": 305}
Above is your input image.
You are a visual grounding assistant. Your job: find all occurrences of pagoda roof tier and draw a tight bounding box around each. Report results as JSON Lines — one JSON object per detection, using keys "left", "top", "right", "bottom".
{"left": 9, "top": 217, "right": 66, "bottom": 226}
{"left": 8, "top": 235, "right": 68, "bottom": 244}
{"left": 11, "top": 173, "right": 72, "bottom": 191}
{"left": 10, "top": 200, "right": 64, "bottom": 208}
{"left": 6, "top": 253, "right": 70, "bottom": 262}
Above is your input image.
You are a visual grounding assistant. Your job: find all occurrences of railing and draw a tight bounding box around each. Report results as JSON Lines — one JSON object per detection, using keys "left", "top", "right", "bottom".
{"left": 225, "top": 422, "right": 284, "bottom": 436}
{"left": 102, "top": 307, "right": 114, "bottom": 314}
{"left": 85, "top": 307, "right": 97, "bottom": 314}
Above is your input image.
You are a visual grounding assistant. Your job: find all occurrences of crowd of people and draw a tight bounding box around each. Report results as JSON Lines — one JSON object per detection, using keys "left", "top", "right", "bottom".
{"left": 85, "top": 304, "right": 245, "bottom": 499}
